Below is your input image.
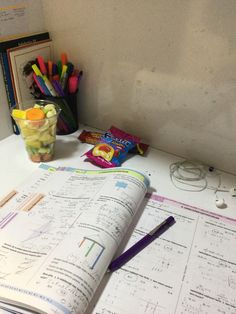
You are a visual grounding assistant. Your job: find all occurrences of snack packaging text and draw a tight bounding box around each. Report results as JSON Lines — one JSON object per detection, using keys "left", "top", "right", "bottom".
{"left": 84, "top": 126, "right": 140, "bottom": 168}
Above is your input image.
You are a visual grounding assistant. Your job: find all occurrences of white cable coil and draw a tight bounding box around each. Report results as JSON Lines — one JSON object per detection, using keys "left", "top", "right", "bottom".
{"left": 169, "top": 160, "right": 229, "bottom": 193}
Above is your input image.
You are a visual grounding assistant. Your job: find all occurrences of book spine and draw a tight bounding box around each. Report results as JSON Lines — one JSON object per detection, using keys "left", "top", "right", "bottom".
{"left": 1, "top": 52, "right": 16, "bottom": 107}
{"left": 0, "top": 32, "right": 50, "bottom": 52}
{"left": 0, "top": 52, "right": 19, "bottom": 134}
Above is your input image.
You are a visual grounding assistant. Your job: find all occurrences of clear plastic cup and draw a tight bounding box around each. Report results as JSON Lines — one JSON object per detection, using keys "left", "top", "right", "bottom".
{"left": 12, "top": 100, "right": 61, "bottom": 162}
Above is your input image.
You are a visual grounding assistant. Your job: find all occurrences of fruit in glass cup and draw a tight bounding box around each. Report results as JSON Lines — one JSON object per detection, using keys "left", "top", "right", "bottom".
{"left": 12, "top": 103, "right": 59, "bottom": 162}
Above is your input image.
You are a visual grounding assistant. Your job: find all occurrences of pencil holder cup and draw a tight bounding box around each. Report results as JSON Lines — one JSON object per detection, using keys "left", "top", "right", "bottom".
{"left": 42, "top": 92, "right": 78, "bottom": 135}
{"left": 11, "top": 99, "right": 61, "bottom": 163}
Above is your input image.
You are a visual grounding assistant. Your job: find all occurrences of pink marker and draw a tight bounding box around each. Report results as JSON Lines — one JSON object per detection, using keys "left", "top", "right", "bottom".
{"left": 68, "top": 76, "right": 78, "bottom": 94}
{"left": 37, "top": 55, "right": 47, "bottom": 75}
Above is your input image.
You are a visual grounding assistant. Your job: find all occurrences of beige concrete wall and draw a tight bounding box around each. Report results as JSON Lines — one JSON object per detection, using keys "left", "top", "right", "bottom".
{"left": 33, "top": 1, "right": 236, "bottom": 173}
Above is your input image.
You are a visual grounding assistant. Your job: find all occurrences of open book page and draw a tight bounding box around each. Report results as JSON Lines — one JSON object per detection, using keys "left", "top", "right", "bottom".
{"left": 92, "top": 193, "right": 236, "bottom": 314}
{"left": 0, "top": 303, "right": 34, "bottom": 314}
{"left": 0, "top": 164, "right": 58, "bottom": 224}
{"left": 0, "top": 164, "right": 57, "bottom": 207}
{"left": 0, "top": 166, "right": 149, "bottom": 314}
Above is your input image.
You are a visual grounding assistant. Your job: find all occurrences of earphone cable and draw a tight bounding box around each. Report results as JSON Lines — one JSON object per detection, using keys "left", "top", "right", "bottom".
{"left": 169, "top": 160, "right": 227, "bottom": 193}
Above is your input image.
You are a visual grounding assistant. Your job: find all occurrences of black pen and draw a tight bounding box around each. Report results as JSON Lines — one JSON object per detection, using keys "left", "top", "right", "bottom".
{"left": 108, "top": 216, "right": 176, "bottom": 272}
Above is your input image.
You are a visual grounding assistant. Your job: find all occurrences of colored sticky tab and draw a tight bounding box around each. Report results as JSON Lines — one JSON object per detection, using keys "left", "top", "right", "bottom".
{"left": 61, "top": 53, "right": 68, "bottom": 65}
{"left": 37, "top": 55, "right": 47, "bottom": 75}
{"left": 32, "top": 64, "right": 43, "bottom": 77}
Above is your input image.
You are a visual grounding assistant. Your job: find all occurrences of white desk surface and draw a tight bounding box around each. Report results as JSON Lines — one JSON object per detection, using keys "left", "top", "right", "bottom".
{"left": 1, "top": 128, "right": 236, "bottom": 220}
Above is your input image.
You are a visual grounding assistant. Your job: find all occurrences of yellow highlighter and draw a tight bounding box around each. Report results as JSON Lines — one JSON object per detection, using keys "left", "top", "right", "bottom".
{"left": 32, "top": 64, "right": 43, "bottom": 77}
{"left": 60, "top": 65, "right": 68, "bottom": 90}
{"left": 60, "top": 65, "right": 68, "bottom": 79}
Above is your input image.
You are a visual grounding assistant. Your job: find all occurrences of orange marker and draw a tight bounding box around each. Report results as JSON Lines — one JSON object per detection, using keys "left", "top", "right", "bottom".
{"left": 48, "top": 60, "right": 53, "bottom": 81}
{"left": 61, "top": 53, "right": 68, "bottom": 65}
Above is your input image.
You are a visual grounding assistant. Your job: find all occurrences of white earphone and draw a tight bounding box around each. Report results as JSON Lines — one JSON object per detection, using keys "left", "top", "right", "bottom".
{"left": 169, "top": 160, "right": 236, "bottom": 209}
{"left": 215, "top": 198, "right": 226, "bottom": 209}
{"left": 229, "top": 187, "right": 236, "bottom": 197}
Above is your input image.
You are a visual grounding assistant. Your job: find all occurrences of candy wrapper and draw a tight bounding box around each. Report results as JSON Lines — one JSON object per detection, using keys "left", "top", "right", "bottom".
{"left": 78, "top": 130, "right": 103, "bottom": 145}
{"left": 84, "top": 126, "right": 140, "bottom": 168}
{"left": 78, "top": 130, "right": 149, "bottom": 155}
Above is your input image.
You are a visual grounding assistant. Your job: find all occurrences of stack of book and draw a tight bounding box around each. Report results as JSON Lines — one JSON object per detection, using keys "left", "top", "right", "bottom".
{"left": 0, "top": 31, "right": 53, "bottom": 134}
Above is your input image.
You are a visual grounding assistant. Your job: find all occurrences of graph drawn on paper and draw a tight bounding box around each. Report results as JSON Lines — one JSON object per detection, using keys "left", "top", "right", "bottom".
{"left": 79, "top": 237, "right": 105, "bottom": 269}
{"left": 21, "top": 220, "right": 52, "bottom": 243}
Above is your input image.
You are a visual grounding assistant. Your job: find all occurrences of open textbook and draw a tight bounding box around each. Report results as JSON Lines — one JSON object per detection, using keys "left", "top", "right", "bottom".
{"left": 0, "top": 165, "right": 149, "bottom": 314}
{"left": 0, "top": 165, "right": 236, "bottom": 313}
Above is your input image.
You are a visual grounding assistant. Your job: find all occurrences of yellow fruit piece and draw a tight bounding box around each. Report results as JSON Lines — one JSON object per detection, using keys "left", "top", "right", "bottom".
{"left": 38, "top": 119, "right": 50, "bottom": 131}
{"left": 46, "top": 108, "right": 57, "bottom": 118}
{"left": 39, "top": 132, "right": 52, "bottom": 142}
{"left": 42, "top": 135, "right": 55, "bottom": 145}
{"left": 49, "top": 116, "right": 57, "bottom": 126}
{"left": 21, "top": 127, "right": 38, "bottom": 138}
{"left": 43, "top": 104, "right": 56, "bottom": 113}
{"left": 25, "top": 134, "right": 39, "bottom": 141}
{"left": 25, "top": 140, "right": 41, "bottom": 149}
{"left": 50, "top": 124, "right": 56, "bottom": 135}
{"left": 12, "top": 109, "right": 26, "bottom": 119}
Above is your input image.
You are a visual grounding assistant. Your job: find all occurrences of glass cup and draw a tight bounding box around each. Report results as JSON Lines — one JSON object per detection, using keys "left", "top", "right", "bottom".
{"left": 12, "top": 99, "right": 61, "bottom": 162}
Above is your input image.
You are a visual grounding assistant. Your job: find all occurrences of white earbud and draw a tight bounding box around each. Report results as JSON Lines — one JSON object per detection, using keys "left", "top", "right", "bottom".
{"left": 229, "top": 187, "right": 236, "bottom": 197}
{"left": 215, "top": 198, "right": 226, "bottom": 209}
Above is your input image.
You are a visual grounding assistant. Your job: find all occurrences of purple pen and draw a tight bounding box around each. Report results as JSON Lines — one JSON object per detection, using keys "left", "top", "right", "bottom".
{"left": 52, "top": 80, "right": 65, "bottom": 97}
{"left": 108, "top": 216, "right": 176, "bottom": 272}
